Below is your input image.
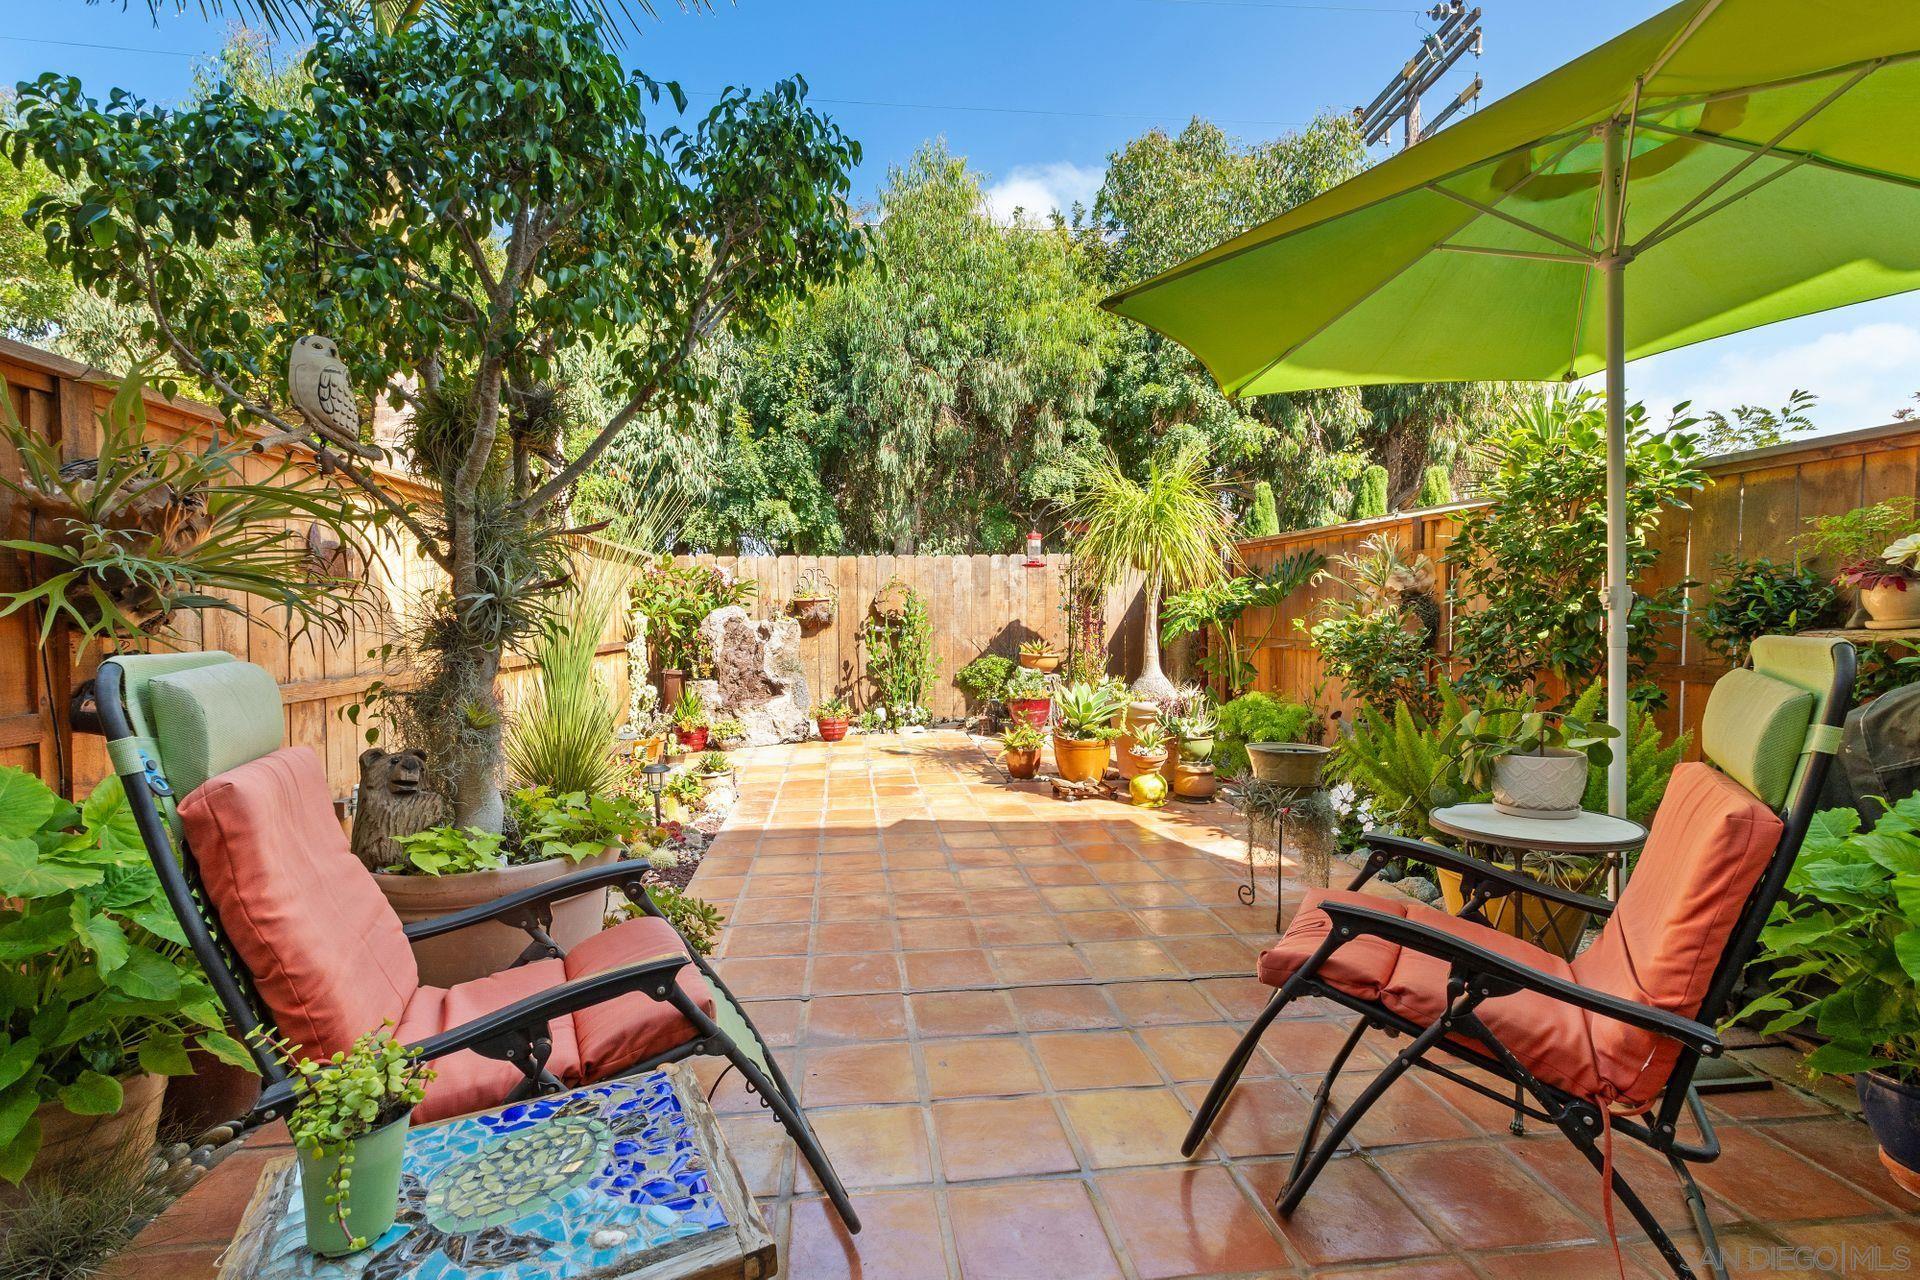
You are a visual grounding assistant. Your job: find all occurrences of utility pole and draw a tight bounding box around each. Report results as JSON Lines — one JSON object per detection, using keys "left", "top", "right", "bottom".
{"left": 1356, "top": 2, "right": 1484, "bottom": 150}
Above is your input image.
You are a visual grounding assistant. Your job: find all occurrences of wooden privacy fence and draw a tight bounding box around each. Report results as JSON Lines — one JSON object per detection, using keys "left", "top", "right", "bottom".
{"left": 1234, "top": 419, "right": 1920, "bottom": 750}
{"left": 673, "top": 554, "right": 1144, "bottom": 721}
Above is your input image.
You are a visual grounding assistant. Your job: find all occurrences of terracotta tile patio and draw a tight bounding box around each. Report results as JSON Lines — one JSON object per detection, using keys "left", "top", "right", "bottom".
{"left": 111, "top": 729, "right": 1916, "bottom": 1280}
{"left": 692, "top": 732, "right": 1916, "bottom": 1280}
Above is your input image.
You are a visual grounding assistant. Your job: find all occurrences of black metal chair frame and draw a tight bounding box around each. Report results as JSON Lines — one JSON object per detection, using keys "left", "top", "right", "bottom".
{"left": 1181, "top": 648, "right": 1854, "bottom": 1280}
{"left": 73, "top": 661, "right": 862, "bottom": 1234}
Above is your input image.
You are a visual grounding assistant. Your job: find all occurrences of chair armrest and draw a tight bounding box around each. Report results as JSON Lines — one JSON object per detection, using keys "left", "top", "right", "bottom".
{"left": 401, "top": 858, "right": 655, "bottom": 942}
{"left": 248, "top": 950, "right": 692, "bottom": 1124}
{"left": 1353, "top": 832, "right": 1615, "bottom": 918}
{"left": 1315, "top": 899, "right": 1721, "bottom": 1057}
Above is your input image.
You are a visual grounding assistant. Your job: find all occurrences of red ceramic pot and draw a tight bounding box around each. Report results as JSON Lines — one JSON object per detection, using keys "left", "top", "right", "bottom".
{"left": 676, "top": 726, "right": 710, "bottom": 752}
{"left": 817, "top": 716, "right": 850, "bottom": 742}
{"left": 1008, "top": 697, "right": 1051, "bottom": 730}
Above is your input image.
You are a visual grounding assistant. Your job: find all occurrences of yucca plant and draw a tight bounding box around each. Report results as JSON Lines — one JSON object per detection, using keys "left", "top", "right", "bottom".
{"left": 505, "top": 549, "right": 632, "bottom": 797}
{"left": 1063, "top": 441, "right": 1237, "bottom": 700}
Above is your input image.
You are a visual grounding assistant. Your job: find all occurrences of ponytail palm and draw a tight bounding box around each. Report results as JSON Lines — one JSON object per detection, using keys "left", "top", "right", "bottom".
{"left": 1065, "top": 442, "right": 1236, "bottom": 698}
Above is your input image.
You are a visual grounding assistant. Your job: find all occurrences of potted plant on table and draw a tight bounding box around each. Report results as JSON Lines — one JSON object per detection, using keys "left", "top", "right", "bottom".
{"left": 263, "top": 1024, "right": 433, "bottom": 1256}
{"left": 1051, "top": 681, "right": 1126, "bottom": 784}
{"left": 670, "top": 689, "right": 710, "bottom": 752}
{"left": 1004, "top": 668, "right": 1053, "bottom": 731}
{"left": 814, "top": 696, "right": 852, "bottom": 742}
{"left": 1000, "top": 722, "right": 1046, "bottom": 780}
{"left": 1455, "top": 707, "right": 1618, "bottom": 820}
{"left": 1735, "top": 795, "right": 1920, "bottom": 1195}
{"left": 0, "top": 767, "right": 256, "bottom": 1187}
{"left": 1018, "top": 638, "right": 1063, "bottom": 674}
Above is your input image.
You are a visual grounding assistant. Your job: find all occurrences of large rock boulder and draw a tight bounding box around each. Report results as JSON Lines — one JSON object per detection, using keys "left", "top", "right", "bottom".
{"left": 692, "top": 606, "right": 810, "bottom": 745}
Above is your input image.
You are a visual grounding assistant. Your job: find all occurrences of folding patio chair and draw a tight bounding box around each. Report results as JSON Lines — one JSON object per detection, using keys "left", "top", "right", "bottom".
{"left": 71, "top": 651, "right": 861, "bottom": 1233}
{"left": 1182, "top": 635, "right": 1855, "bottom": 1280}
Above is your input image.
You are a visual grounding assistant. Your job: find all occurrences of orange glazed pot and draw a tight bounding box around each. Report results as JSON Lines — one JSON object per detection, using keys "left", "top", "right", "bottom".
{"left": 1052, "top": 733, "right": 1111, "bottom": 784}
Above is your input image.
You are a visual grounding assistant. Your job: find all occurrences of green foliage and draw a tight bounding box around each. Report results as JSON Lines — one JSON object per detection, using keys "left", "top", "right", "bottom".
{"left": 669, "top": 689, "right": 708, "bottom": 731}
{"left": 813, "top": 695, "right": 852, "bottom": 719}
{"left": 0, "top": 768, "right": 255, "bottom": 1184}
{"left": 1212, "top": 691, "right": 1318, "bottom": 774}
{"left": 1349, "top": 465, "right": 1389, "bottom": 520}
{"left": 633, "top": 560, "right": 757, "bottom": 676}
{"left": 1160, "top": 552, "right": 1321, "bottom": 695}
{"left": 1796, "top": 497, "right": 1920, "bottom": 570}
{"left": 1733, "top": 798, "right": 1920, "bottom": 1081}
{"left": 0, "top": 1132, "right": 166, "bottom": 1280}
{"left": 1246, "top": 482, "right": 1280, "bottom": 538}
{"left": 1452, "top": 706, "right": 1618, "bottom": 792}
{"left": 1447, "top": 389, "right": 1705, "bottom": 701}
{"left": 1698, "top": 558, "right": 1841, "bottom": 667}
{"left": 258, "top": 1023, "right": 431, "bottom": 1250}
{"left": 1053, "top": 681, "right": 1127, "bottom": 740}
{"left": 1004, "top": 668, "right": 1051, "bottom": 701}
{"left": 709, "top": 717, "right": 745, "bottom": 744}
{"left": 506, "top": 553, "right": 630, "bottom": 797}
{"left": 1569, "top": 685, "right": 1688, "bottom": 826}
{"left": 506, "top": 786, "right": 646, "bottom": 862}
{"left": 1416, "top": 464, "right": 1453, "bottom": 508}
{"left": 860, "top": 580, "right": 938, "bottom": 716}
{"left": 956, "top": 654, "right": 1016, "bottom": 708}
{"left": 695, "top": 752, "right": 731, "bottom": 775}
{"left": 1329, "top": 683, "right": 1519, "bottom": 841}
{"left": 1307, "top": 535, "right": 1439, "bottom": 716}
{"left": 660, "top": 770, "right": 705, "bottom": 807}
{"left": 1001, "top": 722, "right": 1047, "bottom": 752}
{"left": 646, "top": 885, "right": 724, "bottom": 957}
{"left": 0, "top": 369, "right": 377, "bottom": 652}
{"left": 393, "top": 826, "right": 507, "bottom": 876}
{"left": 1697, "top": 389, "right": 1817, "bottom": 456}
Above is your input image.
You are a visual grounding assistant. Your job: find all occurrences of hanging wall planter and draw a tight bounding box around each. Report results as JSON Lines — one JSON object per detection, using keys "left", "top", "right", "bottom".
{"left": 789, "top": 567, "right": 838, "bottom": 634}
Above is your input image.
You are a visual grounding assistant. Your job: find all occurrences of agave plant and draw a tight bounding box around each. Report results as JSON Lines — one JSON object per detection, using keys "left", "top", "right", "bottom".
{"left": 1052, "top": 681, "right": 1127, "bottom": 740}
{"left": 1128, "top": 721, "right": 1169, "bottom": 757}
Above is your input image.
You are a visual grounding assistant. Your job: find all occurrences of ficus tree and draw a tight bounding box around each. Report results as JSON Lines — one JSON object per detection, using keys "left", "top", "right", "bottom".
{"left": 11, "top": 0, "right": 864, "bottom": 827}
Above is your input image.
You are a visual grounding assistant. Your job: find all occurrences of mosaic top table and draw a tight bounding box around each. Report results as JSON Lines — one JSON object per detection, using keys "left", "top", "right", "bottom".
{"left": 221, "top": 1065, "right": 773, "bottom": 1280}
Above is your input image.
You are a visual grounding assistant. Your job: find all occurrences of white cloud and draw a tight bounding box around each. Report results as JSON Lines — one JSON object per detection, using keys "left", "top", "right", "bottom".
{"left": 1621, "top": 302, "right": 1920, "bottom": 433}
{"left": 981, "top": 161, "right": 1103, "bottom": 225}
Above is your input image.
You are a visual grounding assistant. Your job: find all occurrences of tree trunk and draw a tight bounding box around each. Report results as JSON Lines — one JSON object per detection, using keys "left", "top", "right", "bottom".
{"left": 1131, "top": 568, "right": 1176, "bottom": 700}
{"left": 448, "top": 645, "right": 505, "bottom": 832}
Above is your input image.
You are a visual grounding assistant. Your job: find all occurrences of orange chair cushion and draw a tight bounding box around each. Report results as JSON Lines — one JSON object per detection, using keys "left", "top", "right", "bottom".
{"left": 1571, "top": 761, "right": 1782, "bottom": 1107}
{"left": 180, "top": 747, "right": 420, "bottom": 1059}
{"left": 398, "top": 915, "right": 716, "bottom": 1122}
{"left": 1261, "top": 888, "right": 1602, "bottom": 1100}
{"left": 1261, "top": 763, "right": 1783, "bottom": 1108}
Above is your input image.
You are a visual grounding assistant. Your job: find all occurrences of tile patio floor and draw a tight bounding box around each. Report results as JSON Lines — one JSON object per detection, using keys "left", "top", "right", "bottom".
{"left": 691, "top": 732, "right": 1917, "bottom": 1280}
{"left": 111, "top": 729, "right": 1916, "bottom": 1280}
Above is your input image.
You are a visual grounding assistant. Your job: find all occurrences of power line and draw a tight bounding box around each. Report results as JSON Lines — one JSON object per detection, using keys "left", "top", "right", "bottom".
{"left": 0, "top": 34, "right": 206, "bottom": 58}
{"left": 686, "top": 88, "right": 1310, "bottom": 129}
{"left": 1115, "top": 0, "right": 1424, "bottom": 12}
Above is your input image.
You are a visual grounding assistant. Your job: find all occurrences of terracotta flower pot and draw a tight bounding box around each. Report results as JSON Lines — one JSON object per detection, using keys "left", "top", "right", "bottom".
{"left": 1018, "top": 651, "right": 1063, "bottom": 673}
{"left": 1008, "top": 697, "right": 1051, "bottom": 730}
{"left": 1172, "top": 760, "right": 1217, "bottom": 801}
{"left": 1862, "top": 582, "right": 1920, "bottom": 631}
{"left": 817, "top": 716, "right": 850, "bottom": 742}
{"left": 1053, "top": 733, "right": 1111, "bottom": 784}
{"left": 675, "top": 725, "right": 710, "bottom": 752}
{"left": 1003, "top": 745, "right": 1042, "bottom": 779}
{"left": 1491, "top": 748, "right": 1588, "bottom": 818}
{"left": 26, "top": 1070, "right": 166, "bottom": 1188}
{"left": 377, "top": 846, "right": 619, "bottom": 986}
{"left": 1115, "top": 702, "right": 1162, "bottom": 779}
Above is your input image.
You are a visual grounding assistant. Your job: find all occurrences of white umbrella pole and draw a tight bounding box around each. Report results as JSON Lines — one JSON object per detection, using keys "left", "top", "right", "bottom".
{"left": 1602, "top": 120, "right": 1631, "bottom": 885}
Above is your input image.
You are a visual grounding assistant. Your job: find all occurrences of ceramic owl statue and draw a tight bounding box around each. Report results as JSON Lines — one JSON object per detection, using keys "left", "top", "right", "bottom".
{"left": 288, "top": 334, "right": 359, "bottom": 443}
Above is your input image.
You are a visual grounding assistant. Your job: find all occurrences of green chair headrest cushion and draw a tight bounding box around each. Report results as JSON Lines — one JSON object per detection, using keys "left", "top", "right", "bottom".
{"left": 1700, "top": 667, "right": 1815, "bottom": 811}
{"left": 148, "top": 661, "right": 286, "bottom": 797}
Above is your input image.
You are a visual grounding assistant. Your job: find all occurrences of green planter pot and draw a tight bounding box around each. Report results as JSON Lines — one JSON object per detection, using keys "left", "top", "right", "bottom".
{"left": 1178, "top": 735, "right": 1214, "bottom": 763}
{"left": 298, "top": 1113, "right": 411, "bottom": 1257}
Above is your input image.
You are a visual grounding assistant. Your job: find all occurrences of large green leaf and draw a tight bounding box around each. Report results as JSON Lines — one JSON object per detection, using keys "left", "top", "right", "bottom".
{"left": 106, "top": 947, "right": 183, "bottom": 1003}
{"left": 56, "top": 1070, "right": 122, "bottom": 1117}
{"left": 71, "top": 904, "right": 131, "bottom": 973}
{"left": 138, "top": 1034, "right": 195, "bottom": 1078}
{"left": 0, "top": 837, "right": 102, "bottom": 898}
{"left": 0, "top": 1114, "right": 41, "bottom": 1185}
{"left": 196, "top": 1029, "right": 258, "bottom": 1071}
{"left": 0, "top": 770, "right": 59, "bottom": 840}
{"left": 0, "top": 1038, "right": 40, "bottom": 1095}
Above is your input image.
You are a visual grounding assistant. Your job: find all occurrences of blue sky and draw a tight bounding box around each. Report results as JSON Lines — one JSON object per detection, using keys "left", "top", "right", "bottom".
{"left": 6, "top": 0, "right": 1918, "bottom": 434}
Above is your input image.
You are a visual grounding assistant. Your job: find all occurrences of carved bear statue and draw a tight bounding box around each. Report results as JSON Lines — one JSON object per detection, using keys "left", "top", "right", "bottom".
{"left": 350, "top": 747, "right": 442, "bottom": 871}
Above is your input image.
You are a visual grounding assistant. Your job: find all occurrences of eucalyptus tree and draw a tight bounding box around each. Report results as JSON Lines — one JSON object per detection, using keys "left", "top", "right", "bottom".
{"left": 12, "top": 0, "right": 864, "bottom": 826}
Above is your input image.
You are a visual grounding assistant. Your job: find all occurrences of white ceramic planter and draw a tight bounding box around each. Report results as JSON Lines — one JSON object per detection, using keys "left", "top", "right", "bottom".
{"left": 1862, "top": 582, "right": 1920, "bottom": 630}
{"left": 1491, "top": 748, "right": 1588, "bottom": 819}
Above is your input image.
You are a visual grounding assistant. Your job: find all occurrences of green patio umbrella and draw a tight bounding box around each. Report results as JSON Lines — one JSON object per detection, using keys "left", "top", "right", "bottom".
{"left": 1105, "top": 0, "right": 1920, "bottom": 817}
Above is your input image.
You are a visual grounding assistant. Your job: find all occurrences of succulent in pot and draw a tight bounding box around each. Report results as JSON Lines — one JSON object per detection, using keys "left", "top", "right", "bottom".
{"left": 814, "top": 695, "right": 852, "bottom": 742}
{"left": 695, "top": 750, "right": 732, "bottom": 778}
{"left": 1735, "top": 796, "right": 1920, "bottom": 1195}
{"left": 1051, "top": 681, "right": 1126, "bottom": 784}
{"left": 1840, "top": 534, "right": 1920, "bottom": 630}
{"left": 1018, "top": 638, "right": 1063, "bottom": 673}
{"left": 1000, "top": 721, "right": 1046, "bottom": 780}
{"left": 1455, "top": 707, "right": 1618, "bottom": 820}
{"left": 1004, "top": 667, "right": 1054, "bottom": 730}
{"left": 1174, "top": 701, "right": 1218, "bottom": 762}
{"left": 259, "top": 1023, "right": 433, "bottom": 1257}
{"left": 1127, "top": 720, "right": 1170, "bottom": 767}
{"left": 670, "top": 689, "right": 710, "bottom": 751}
{"left": 709, "top": 716, "right": 746, "bottom": 749}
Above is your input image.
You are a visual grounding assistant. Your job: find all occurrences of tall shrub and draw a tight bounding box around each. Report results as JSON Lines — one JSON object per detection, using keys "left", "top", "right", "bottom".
{"left": 1349, "top": 465, "right": 1388, "bottom": 520}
